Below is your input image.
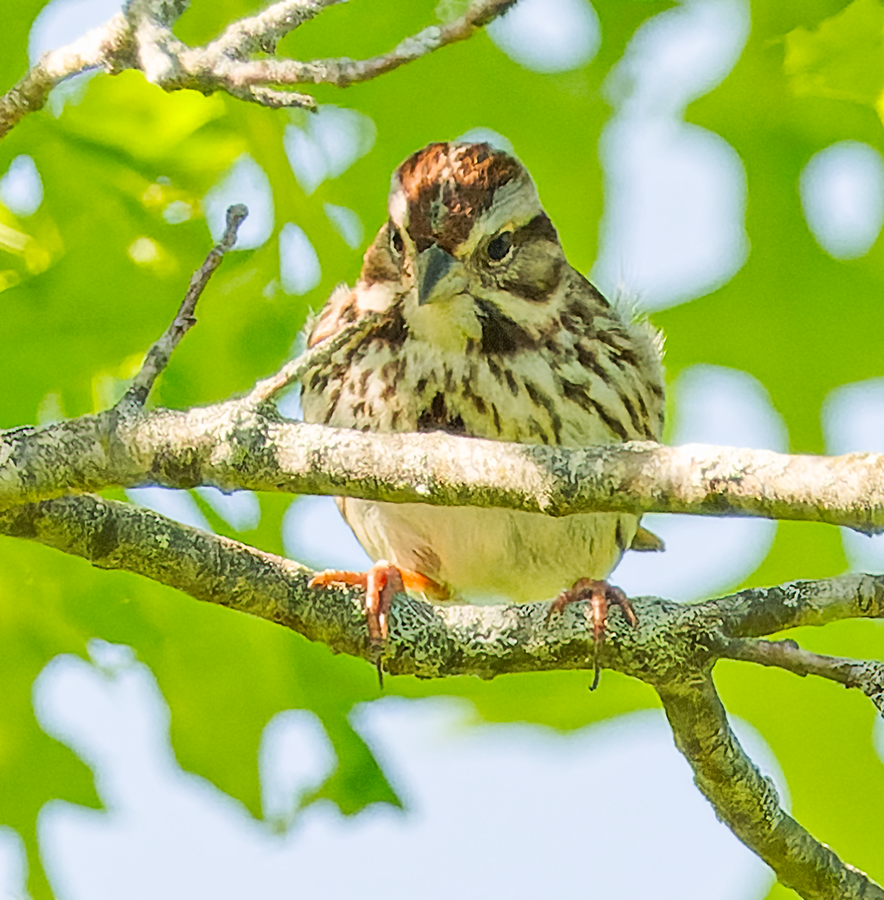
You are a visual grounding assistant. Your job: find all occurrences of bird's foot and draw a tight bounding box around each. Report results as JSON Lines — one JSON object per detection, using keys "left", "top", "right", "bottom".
{"left": 309, "top": 562, "right": 446, "bottom": 687}
{"left": 548, "top": 579, "right": 638, "bottom": 691}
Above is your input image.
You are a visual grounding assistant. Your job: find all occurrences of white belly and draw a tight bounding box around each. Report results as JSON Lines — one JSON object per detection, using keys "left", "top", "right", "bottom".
{"left": 339, "top": 498, "right": 636, "bottom": 604}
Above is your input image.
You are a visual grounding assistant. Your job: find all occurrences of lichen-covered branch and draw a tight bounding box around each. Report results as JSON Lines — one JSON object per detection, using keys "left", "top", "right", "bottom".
{"left": 2, "top": 396, "right": 884, "bottom": 534}
{"left": 0, "top": 0, "right": 515, "bottom": 139}
{"left": 205, "top": 0, "right": 516, "bottom": 94}
{"left": 1, "top": 491, "right": 881, "bottom": 682}
{"left": 659, "top": 679, "right": 883, "bottom": 900}
{"left": 0, "top": 490, "right": 881, "bottom": 898}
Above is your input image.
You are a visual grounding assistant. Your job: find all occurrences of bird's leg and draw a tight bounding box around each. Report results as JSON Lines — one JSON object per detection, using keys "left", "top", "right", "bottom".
{"left": 548, "top": 579, "right": 638, "bottom": 691}
{"left": 309, "top": 562, "right": 447, "bottom": 686}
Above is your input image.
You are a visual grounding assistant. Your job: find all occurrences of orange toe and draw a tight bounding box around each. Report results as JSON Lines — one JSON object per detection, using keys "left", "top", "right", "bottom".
{"left": 308, "top": 562, "right": 447, "bottom": 688}
{"left": 549, "top": 579, "right": 637, "bottom": 691}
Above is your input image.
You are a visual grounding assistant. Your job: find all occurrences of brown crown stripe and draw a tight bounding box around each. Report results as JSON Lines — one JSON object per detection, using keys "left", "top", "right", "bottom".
{"left": 396, "top": 143, "right": 521, "bottom": 254}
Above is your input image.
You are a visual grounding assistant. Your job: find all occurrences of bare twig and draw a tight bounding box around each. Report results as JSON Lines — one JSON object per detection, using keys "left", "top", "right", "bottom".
{"left": 0, "top": 13, "right": 130, "bottom": 139}
{"left": 247, "top": 310, "right": 380, "bottom": 406}
{"left": 211, "top": 0, "right": 517, "bottom": 90}
{"left": 722, "top": 637, "right": 884, "bottom": 715}
{"left": 119, "top": 204, "right": 248, "bottom": 410}
{"left": 207, "top": 0, "right": 343, "bottom": 58}
{"left": 0, "top": 0, "right": 516, "bottom": 138}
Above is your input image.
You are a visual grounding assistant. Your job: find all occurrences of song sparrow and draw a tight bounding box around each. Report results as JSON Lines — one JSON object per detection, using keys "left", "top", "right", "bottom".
{"left": 301, "top": 142, "right": 665, "bottom": 684}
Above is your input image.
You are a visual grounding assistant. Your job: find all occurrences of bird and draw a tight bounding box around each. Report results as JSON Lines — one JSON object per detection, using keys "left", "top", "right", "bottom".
{"left": 300, "top": 141, "right": 665, "bottom": 687}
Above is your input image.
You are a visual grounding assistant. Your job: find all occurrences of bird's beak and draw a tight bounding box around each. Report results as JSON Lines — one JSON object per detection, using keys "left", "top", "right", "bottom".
{"left": 417, "top": 243, "right": 467, "bottom": 306}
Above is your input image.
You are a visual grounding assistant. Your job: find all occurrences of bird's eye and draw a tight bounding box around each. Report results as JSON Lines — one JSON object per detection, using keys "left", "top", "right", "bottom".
{"left": 390, "top": 226, "right": 404, "bottom": 254}
{"left": 487, "top": 231, "right": 513, "bottom": 261}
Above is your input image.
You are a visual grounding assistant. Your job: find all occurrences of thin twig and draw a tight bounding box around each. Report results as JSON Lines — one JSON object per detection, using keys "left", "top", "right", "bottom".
{"left": 216, "top": 0, "right": 517, "bottom": 90}
{"left": 208, "top": 0, "right": 344, "bottom": 58}
{"left": 723, "top": 637, "right": 884, "bottom": 715}
{"left": 0, "top": 13, "right": 130, "bottom": 139}
{"left": 247, "top": 311, "right": 379, "bottom": 406}
{"left": 120, "top": 204, "right": 248, "bottom": 410}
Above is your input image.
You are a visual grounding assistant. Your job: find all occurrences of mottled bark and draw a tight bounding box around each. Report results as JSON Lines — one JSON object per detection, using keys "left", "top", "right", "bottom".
{"left": 1, "top": 491, "right": 881, "bottom": 897}
{"left": 3, "top": 400, "right": 884, "bottom": 534}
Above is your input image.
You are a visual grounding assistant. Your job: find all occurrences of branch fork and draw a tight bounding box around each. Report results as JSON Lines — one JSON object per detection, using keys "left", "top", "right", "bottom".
{"left": 0, "top": 0, "right": 517, "bottom": 138}
{"left": 0, "top": 207, "right": 880, "bottom": 898}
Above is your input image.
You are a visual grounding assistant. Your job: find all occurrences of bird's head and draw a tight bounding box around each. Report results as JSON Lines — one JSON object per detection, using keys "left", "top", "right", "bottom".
{"left": 355, "top": 143, "right": 568, "bottom": 352}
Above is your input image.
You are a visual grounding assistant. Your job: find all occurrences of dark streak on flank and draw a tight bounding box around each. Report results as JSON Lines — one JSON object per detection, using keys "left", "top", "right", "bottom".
{"left": 556, "top": 376, "right": 629, "bottom": 441}
{"left": 524, "top": 380, "right": 562, "bottom": 443}
{"left": 587, "top": 396, "right": 630, "bottom": 441}
{"left": 527, "top": 417, "right": 550, "bottom": 444}
{"left": 618, "top": 390, "right": 648, "bottom": 439}
{"left": 462, "top": 377, "right": 487, "bottom": 415}
{"left": 323, "top": 387, "right": 341, "bottom": 424}
{"left": 633, "top": 389, "right": 652, "bottom": 433}
{"left": 576, "top": 343, "right": 616, "bottom": 387}
{"left": 417, "top": 392, "right": 466, "bottom": 435}
{"left": 595, "top": 328, "right": 641, "bottom": 370}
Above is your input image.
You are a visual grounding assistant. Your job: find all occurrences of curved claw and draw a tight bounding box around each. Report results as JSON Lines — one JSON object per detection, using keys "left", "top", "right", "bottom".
{"left": 548, "top": 579, "right": 638, "bottom": 691}
{"left": 309, "top": 562, "right": 447, "bottom": 687}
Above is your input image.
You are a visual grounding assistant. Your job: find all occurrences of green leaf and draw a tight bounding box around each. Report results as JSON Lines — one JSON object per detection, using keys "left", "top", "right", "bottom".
{"left": 785, "top": 0, "right": 884, "bottom": 107}
{"left": 0, "top": 1, "right": 53, "bottom": 93}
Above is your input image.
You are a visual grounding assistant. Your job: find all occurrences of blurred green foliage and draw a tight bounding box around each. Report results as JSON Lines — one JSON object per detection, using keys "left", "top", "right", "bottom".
{"left": 1, "top": 0, "right": 883, "bottom": 896}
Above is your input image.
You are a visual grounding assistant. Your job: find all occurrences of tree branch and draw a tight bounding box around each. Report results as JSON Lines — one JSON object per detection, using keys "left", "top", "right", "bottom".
{"left": 121, "top": 203, "right": 247, "bottom": 410}
{"left": 0, "top": 0, "right": 516, "bottom": 139}
{"left": 0, "top": 12, "right": 131, "bottom": 138}
{"left": 720, "top": 638, "right": 884, "bottom": 715}
{"left": 0, "top": 490, "right": 880, "bottom": 898}
{"left": 2, "top": 393, "right": 884, "bottom": 533}
{"left": 659, "top": 679, "right": 883, "bottom": 900}
{"left": 1, "top": 491, "right": 881, "bottom": 682}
